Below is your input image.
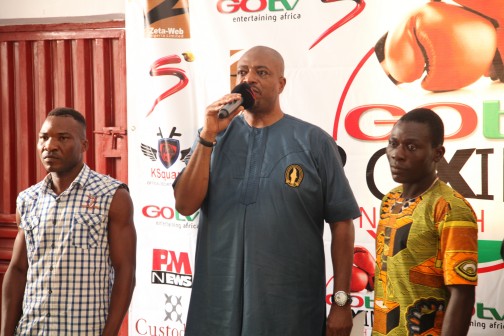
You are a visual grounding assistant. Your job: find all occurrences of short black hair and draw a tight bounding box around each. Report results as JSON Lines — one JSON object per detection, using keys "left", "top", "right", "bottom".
{"left": 47, "top": 107, "right": 86, "bottom": 130}
{"left": 398, "top": 108, "right": 444, "bottom": 147}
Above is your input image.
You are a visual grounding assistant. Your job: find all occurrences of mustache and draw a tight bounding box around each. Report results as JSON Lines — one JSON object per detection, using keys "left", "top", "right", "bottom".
{"left": 42, "top": 152, "right": 59, "bottom": 159}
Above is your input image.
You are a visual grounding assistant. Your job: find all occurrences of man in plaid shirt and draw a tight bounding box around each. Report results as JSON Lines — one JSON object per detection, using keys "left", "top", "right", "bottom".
{"left": 1, "top": 107, "right": 136, "bottom": 335}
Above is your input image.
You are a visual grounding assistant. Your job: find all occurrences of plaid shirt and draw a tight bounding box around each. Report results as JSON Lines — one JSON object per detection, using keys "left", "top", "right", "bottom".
{"left": 16, "top": 165, "right": 124, "bottom": 335}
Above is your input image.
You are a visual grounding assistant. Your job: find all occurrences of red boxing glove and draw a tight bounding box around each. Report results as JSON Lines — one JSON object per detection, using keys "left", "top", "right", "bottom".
{"left": 351, "top": 267, "right": 370, "bottom": 292}
{"left": 376, "top": 2, "right": 497, "bottom": 91}
{"left": 351, "top": 246, "right": 375, "bottom": 292}
{"left": 453, "top": 0, "right": 504, "bottom": 82}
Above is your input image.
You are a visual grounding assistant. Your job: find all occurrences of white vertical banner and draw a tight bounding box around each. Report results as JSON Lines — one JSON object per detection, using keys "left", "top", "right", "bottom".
{"left": 126, "top": 1, "right": 199, "bottom": 334}
{"left": 126, "top": 1, "right": 504, "bottom": 335}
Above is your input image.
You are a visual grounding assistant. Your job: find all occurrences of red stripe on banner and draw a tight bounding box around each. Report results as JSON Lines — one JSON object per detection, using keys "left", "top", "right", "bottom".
{"left": 333, "top": 46, "right": 375, "bottom": 140}
{"left": 478, "top": 262, "right": 504, "bottom": 273}
{"left": 309, "top": 0, "right": 366, "bottom": 50}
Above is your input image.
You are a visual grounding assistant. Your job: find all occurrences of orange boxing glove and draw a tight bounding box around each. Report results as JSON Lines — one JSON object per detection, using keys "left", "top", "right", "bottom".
{"left": 453, "top": 0, "right": 504, "bottom": 82}
{"left": 452, "top": 0, "right": 504, "bottom": 22}
{"left": 376, "top": 1, "right": 497, "bottom": 91}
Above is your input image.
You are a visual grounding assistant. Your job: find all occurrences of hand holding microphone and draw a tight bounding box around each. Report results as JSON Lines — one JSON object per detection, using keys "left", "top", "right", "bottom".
{"left": 218, "top": 82, "right": 256, "bottom": 119}
{"left": 200, "top": 82, "right": 256, "bottom": 142}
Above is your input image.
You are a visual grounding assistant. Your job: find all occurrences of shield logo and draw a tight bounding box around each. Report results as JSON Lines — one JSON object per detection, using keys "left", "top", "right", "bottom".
{"left": 158, "top": 138, "right": 180, "bottom": 169}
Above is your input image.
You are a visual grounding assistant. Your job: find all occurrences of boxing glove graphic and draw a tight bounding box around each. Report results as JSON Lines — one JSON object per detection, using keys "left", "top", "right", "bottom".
{"left": 452, "top": 0, "right": 504, "bottom": 82}
{"left": 375, "top": 1, "right": 497, "bottom": 92}
{"left": 351, "top": 246, "right": 375, "bottom": 292}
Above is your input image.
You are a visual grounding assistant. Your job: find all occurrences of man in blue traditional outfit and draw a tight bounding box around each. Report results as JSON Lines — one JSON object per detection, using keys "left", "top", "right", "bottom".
{"left": 174, "top": 46, "right": 360, "bottom": 336}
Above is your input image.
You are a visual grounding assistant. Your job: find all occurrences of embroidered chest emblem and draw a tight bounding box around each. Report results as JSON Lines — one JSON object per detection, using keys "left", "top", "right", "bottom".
{"left": 83, "top": 194, "right": 99, "bottom": 210}
{"left": 284, "top": 164, "right": 304, "bottom": 188}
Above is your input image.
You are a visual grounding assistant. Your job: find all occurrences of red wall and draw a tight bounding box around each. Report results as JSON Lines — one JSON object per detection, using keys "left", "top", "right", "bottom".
{"left": 0, "top": 21, "right": 128, "bottom": 334}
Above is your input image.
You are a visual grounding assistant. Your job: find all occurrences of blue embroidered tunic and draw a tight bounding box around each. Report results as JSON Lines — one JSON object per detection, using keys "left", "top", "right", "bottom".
{"left": 182, "top": 114, "right": 361, "bottom": 335}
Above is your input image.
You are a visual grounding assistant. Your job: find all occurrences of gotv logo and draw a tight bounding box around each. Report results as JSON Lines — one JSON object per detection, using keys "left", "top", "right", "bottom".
{"left": 142, "top": 205, "right": 199, "bottom": 221}
{"left": 343, "top": 101, "right": 503, "bottom": 141}
{"left": 152, "top": 249, "right": 193, "bottom": 288}
{"left": 217, "top": 0, "right": 299, "bottom": 13}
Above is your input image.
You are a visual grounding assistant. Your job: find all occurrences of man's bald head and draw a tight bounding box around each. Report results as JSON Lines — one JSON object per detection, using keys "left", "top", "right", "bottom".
{"left": 241, "top": 46, "right": 285, "bottom": 76}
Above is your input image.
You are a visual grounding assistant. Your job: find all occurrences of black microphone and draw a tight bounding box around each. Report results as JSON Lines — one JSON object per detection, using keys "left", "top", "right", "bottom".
{"left": 218, "top": 82, "right": 255, "bottom": 119}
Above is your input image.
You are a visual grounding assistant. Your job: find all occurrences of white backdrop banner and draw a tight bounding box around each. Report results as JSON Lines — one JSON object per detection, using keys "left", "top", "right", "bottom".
{"left": 126, "top": 0, "right": 504, "bottom": 335}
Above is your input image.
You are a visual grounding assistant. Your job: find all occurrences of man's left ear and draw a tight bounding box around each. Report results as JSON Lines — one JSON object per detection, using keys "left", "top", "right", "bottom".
{"left": 82, "top": 139, "right": 89, "bottom": 152}
{"left": 278, "top": 76, "right": 286, "bottom": 94}
{"left": 434, "top": 145, "right": 445, "bottom": 162}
